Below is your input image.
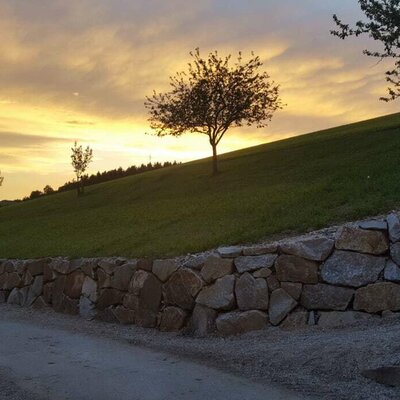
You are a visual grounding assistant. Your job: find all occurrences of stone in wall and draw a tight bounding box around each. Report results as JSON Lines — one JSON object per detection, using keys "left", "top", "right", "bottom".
{"left": 217, "top": 246, "right": 243, "bottom": 258}
{"left": 321, "top": 251, "right": 385, "bottom": 288}
{"left": 163, "top": 268, "right": 203, "bottom": 310}
{"left": 64, "top": 271, "right": 85, "bottom": 299}
{"left": 190, "top": 304, "right": 217, "bottom": 336}
{"left": 269, "top": 288, "right": 297, "bottom": 326}
{"left": 300, "top": 283, "right": 354, "bottom": 310}
{"left": 390, "top": 242, "right": 400, "bottom": 265}
{"left": 235, "top": 273, "right": 269, "bottom": 311}
{"left": 112, "top": 306, "right": 135, "bottom": 325}
{"left": 387, "top": 213, "right": 400, "bottom": 242}
{"left": 280, "top": 282, "right": 302, "bottom": 301}
{"left": 354, "top": 282, "right": 400, "bottom": 313}
{"left": 242, "top": 243, "right": 278, "bottom": 256}
{"left": 196, "top": 275, "right": 235, "bottom": 310}
{"left": 280, "top": 310, "right": 308, "bottom": 330}
{"left": 234, "top": 255, "right": 277, "bottom": 273}
{"left": 335, "top": 226, "right": 389, "bottom": 255}
{"left": 96, "top": 289, "right": 124, "bottom": 311}
{"left": 79, "top": 296, "right": 97, "bottom": 319}
{"left": 275, "top": 255, "right": 318, "bottom": 284}
{"left": 216, "top": 310, "right": 267, "bottom": 335}
{"left": 280, "top": 237, "right": 334, "bottom": 262}
{"left": 82, "top": 276, "right": 98, "bottom": 303}
{"left": 110, "top": 263, "right": 136, "bottom": 291}
{"left": 152, "top": 259, "right": 179, "bottom": 282}
{"left": 200, "top": 256, "right": 233, "bottom": 283}
{"left": 384, "top": 260, "right": 400, "bottom": 282}
{"left": 25, "top": 259, "right": 46, "bottom": 276}
{"left": 359, "top": 219, "right": 387, "bottom": 231}
{"left": 159, "top": 306, "right": 187, "bottom": 332}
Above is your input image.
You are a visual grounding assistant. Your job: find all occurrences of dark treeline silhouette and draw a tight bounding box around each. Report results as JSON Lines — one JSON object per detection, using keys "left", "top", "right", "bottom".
{"left": 22, "top": 160, "right": 179, "bottom": 202}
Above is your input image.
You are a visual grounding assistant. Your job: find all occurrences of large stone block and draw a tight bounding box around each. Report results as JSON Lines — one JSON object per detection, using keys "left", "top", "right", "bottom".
{"left": 269, "top": 288, "right": 297, "bottom": 325}
{"left": 300, "top": 283, "right": 354, "bottom": 310}
{"left": 217, "top": 246, "right": 242, "bottom": 258}
{"left": 359, "top": 220, "right": 387, "bottom": 231}
{"left": 216, "top": 310, "right": 267, "bottom": 336}
{"left": 280, "top": 311, "right": 308, "bottom": 330}
{"left": 242, "top": 243, "right": 278, "bottom": 256}
{"left": 235, "top": 273, "right": 268, "bottom": 311}
{"left": 129, "top": 270, "right": 162, "bottom": 312}
{"left": 97, "top": 268, "right": 112, "bottom": 289}
{"left": 50, "top": 258, "right": 73, "bottom": 275}
{"left": 152, "top": 259, "right": 179, "bottom": 282}
{"left": 82, "top": 276, "right": 98, "bottom": 302}
{"left": 52, "top": 275, "right": 67, "bottom": 312}
{"left": 163, "top": 268, "right": 203, "bottom": 310}
{"left": 159, "top": 306, "right": 187, "bottom": 332}
{"left": 96, "top": 289, "right": 124, "bottom": 310}
{"left": 387, "top": 213, "right": 400, "bottom": 243}
{"left": 110, "top": 263, "right": 136, "bottom": 291}
{"left": 321, "top": 251, "right": 385, "bottom": 287}
{"left": 280, "top": 237, "right": 334, "bottom": 261}
{"left": 79, "top": 296, "right": 97, "bottom": 319}
{"left": 335, "top": 226, "right": 389, "bottom": 255}
{"left": 390, "top": 242, "right": 400, "bottom": 265}
{"left": 196, "top": 275, "right": 235, "bottom": 311}
{"left": 3, "top": 273, "right": 21, "bottom": 290}
{"left": 98, "top": 258, "right": 126, "bottom": 274}
{"left": 43, "top": 263, "right": 57, "bottom": 283}
{"left": 354, "top": 282, "right": 400, "bottom": 313}
{"left": 201, "top": 256, "right": 233, "bottom": 283}
{"left": 234, "top": 255, "right": 277, "bottom": 273}
{"left": 275, "top": 255, "right": 318, "bottom": 284}
{"left": 25, "top": 259, "right": 46, "bottom": 276}
{"left": 25, "top": 276, "right": 43, "bottom": 307}
{"left": 64, "top": 271, "right": 85, "bottom": 299}
{"left": 7, "top": 288, "right": 22, "bottom": 305}
{"left": 190, "top": 304, "right": 217, "bottom": 336}
{"left": 384, "top": 260, "right": 400, "bottom": 282}
{"left": 112, "top": 306, "right": 135, "bottom": 325}
{"left": 280, "top": 282, "right": 302, "bottom": 301}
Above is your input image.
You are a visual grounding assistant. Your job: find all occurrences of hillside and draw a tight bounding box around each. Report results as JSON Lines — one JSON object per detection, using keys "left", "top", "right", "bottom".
{"left": 1, "top": 112, "right": 400, "bottom": 259}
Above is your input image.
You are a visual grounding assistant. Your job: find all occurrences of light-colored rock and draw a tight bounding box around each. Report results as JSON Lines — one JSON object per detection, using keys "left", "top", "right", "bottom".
{"left": 234, "top": 255, "right": 277, "bottom": 273}
{"left": 252, "top": 268, "right": 272, "bottom": 278}
{"left": 269, "top": 288, "right": 297, "bottom": 326}
{"left": 201, "top": 256, "right": 233, "bottom": 283}
{"left": 354, "top": 282, "right": 400, "bottom": 313}
{"left": 112, "top": 306, "right": 135, "bottom": 325}
{"left": 275, "top": 255, "right": 318, "bottom": 284}
{"left": 280, "top": 311, "right": 308, "bottom": 330}
{"left": 152, "top": 259, "right": 179, "bottom": 282}
{"left": 98, "top": 258, "right": 125, "bottom": 274}
{"left": 359, "top": 220, "right": 387, "bottom": 231}
{"left": 163, "top": 268, "right": 203, "bottom": 310}
{"left": 190, "top": 304, "right": 217, "bottom": 336}
{"left": 384, "top": 260, "right": 400, "bottom": 282}
{"left": 196, "top": 275, "right": 235, "bottom": 311}
{"left": 50, "top": 258, "right": 72, "bottom": 275}
{"left": 7, "top": 288, "right": 22, "bottom": 305}
{"left": 64, "top": 271, "right": 85, "bottom": 299}
{"left": 387, "top": 213, "right": 400, "bottom": 242}
{"left": 110, "top": 263, "right": 136, "bottom": 291}
{"left": 242, "top": 244, "right": 278, "bottom": 256}
{"left": 217, "top": 246, "right": 242, "bottom": 258}
{"left": 97, "top": 268, "right": 112, "bottom": 289}
{"left": 280, "top": 282, "right": 302, "bottom": 301}
{"left": 216, "top": 310, "right": 267, "bottom": 336}
{"left": 280, "top": 237, "right": 334, "bottom": 261}
{"left": 182, "top": 254, "right": 210, "bottom": 270}
{"left": 335, "top": 226, "right": 388, "bottom": 255}
{"left": 22, "top": 270, "right": 34, "bottom": 286}
{"left": 308, "top": 310, "right": 316, "bottom": 326}
{"left": 390, "top": 242, "right": 400, "bottom": 265}
{"left": 318, "top": 311, "right": 376, "bottom": 328}
{"left": 25, "top": 276, "right": 43, "bottom": 306}
{"left": 321, "top": 250, "right": 385, "bottom": 288}
{"left": 82, "top": 276, "right": 98, "bottom": 302}
{"left": 235, "top": 273, "right": 268, "bottom": 311}
{"left": 301, "top": 284, "right": 354, "bottom": 311}
{"left": 79, "top": 296, "right": 96, "bottom": 319}
{"left": 96, "top": 289, "right": 124, "bottom": 310}
{"left": 159, "top": 307, "right": 187, "bottom": 332}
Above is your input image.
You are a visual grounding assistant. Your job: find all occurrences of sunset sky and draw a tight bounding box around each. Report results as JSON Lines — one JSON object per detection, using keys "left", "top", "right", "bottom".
{"left": 1, "top": 0, "right": 398, "bottom": 200}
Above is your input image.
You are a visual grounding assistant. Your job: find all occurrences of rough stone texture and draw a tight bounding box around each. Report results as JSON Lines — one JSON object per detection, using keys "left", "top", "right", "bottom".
{"left": 98, "top": 258, "right": 123, "bottom": 274}
{"left": 190, "top": 304, "right": 217, "bottom": 336}
{"left": 390, "top": 242, "right": 400, "bottom": 265}
{"left": 136, "top": 259, "right": 153, "bottom": 272}
{"left": 134, "top": 307, "right": 158, "bottom": 328}
{"left": 22, "top": 270, "right": 33, "bottom": 286}
{"left": 252, "top": 268, "right": 272, "bottom": 278}
{"left": 242, "top": 244, "right": 278, "bottom": 256}
{"left": 112, "top": 306, "right": 135, "bottom": 325}
{"left": 32, "top": 296, "right": 47, "bottom": 309}
{"left": 269, "top": 288, "right": 297, "bottom": 326}
{"left": 384, "top": 260, "right": 400, "bottom": 282}
{"left": 43, "top": 263, "right": 57, "bottom": 283}
{"left": 79, "top": 296, "right": 96, "bottom": 319}
{"left": 200, "top": 256, "right": 233, "bottom": 283}
{"left": 280, "top": 237, "right": 334, "bottom": 261}
{"left": 235, "top": 273, "right": 268, "bottom": 311}
{"left": 275, "top": 255, "right": 318, "bottom": 284}
{"left": 163, "top": 268, "right": 203, "bottom": 310}
{"left": 50, "top": 258, "right": 72, "bottom": 275}
{"left": 7, "top": 288, "right": 22, "bottom": 305}
{"left": 96, "top": 289, "right": 124, "bottom": 311}
{"left": 159, "top": 306, "right": 187, "bottom": 332}
{"left": 234, "top": 255, "right": 277, "bottom": 273}
{"left": 387, "top": 213, "right": 400, "bottom": 243}
{"left": 64, "top": 271, "right": 85, "bottom": 299}
{"left": 97, "top": 269, "right": 112, "bottom": 289}
{"left": 25, "top": 276, "right": 43, "bottom": 307}
{"left": 182, "top": 254, "right": 209, "bottom": 271}
{"left": 266, "top": 275, "right": 280, "bottom": 291}
{"left": 196, "top": 275, "right": 235, "bottom": 311}
{"left": 321, "top": 250, "right": 385, "bottom": 288}
{"left": 216, "top": 310, "right": 267, "bottom": 336}
{"left": 110, "top": 263, "right": 136, "bottom": 291}
{"left": 301, "top": 284, "right": 354, "bottom": 311}
{"left": 152, "top": 259, "right": 179, "bottom": 282}
{"left": 81, "top": 259, "right": 98, "bottom": 278}
{"left": 81, "top": 276, "right": 98, "bottom": 302}
{"left": 359, "top": 220, "right": 387, "bottom": 231}
{"left": 129, "top": 270, "right": 162, "bottom": 312}
{"left": 280, "top": 282, "right": 302, "bottom": 301}
{"left": 318, "top": 311, "right": 376, "bottom": 328}
{"left": 217, "top": 246, "right": 242, "bottom": 258}
{"left": 52, "top": 275, "right": 67, "bottom": 312}
{"left": 43, "top": 283, "right": 53, "bottom": 304}
{"left": 122, "top": 293, "right": 139, "bottom": 310}
{"left": 62, "top": 296, "right": 79, "bottom": 315}
{"left": 354, "top": 282, "right": 400, "bottom": 313}
{"left": 0, "top": 291, "right": 7, "bottom": 303}
{"left": 335, "top": 226, "right": 389, "bottom": 255}
{"left": 25, "top": 259, "right": 45, "bottom": 276}
{"left": 308, "top": 310, "right": 317, "bottom": 326}
{"left": 280, "top": 311, "right": 308, "bottom": 330}
{"left": 4, "top": 273, "right": 21, "bottom": 290}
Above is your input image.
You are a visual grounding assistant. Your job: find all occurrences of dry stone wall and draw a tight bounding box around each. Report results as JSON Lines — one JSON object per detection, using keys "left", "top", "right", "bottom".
{"left": 2, "top": 213, "right": 400, "bottom": 335}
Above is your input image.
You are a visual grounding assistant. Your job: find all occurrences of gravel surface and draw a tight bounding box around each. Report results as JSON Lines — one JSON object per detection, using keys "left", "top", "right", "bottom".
{"left": 1, "top": 304, "right": 400, "bottom": 399}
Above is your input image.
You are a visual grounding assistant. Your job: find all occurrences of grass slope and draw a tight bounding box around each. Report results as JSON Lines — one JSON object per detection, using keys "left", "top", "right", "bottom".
{"left": 2, "top": 113, "right": 400, "bottom": 259}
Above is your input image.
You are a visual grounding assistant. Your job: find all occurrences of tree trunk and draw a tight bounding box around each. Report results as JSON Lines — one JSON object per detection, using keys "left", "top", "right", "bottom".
{"left": 211, "top": 143, "right": 219, "bottom": 175}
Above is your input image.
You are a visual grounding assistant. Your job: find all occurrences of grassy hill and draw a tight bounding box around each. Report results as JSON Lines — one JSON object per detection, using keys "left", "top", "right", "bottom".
{"left": 2, "top": 112, "right": 400, "bottom": 259}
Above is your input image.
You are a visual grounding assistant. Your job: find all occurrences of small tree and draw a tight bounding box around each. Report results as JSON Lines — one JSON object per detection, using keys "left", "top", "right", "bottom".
{"left": 145, "top": 49, "right": 283, "bottom": 175}
{"left": 43, "top": 185, "right": 55, "bottom": 195}
{"left": 71, "top": 141, "right": 93, "bottom": 196}
{"left": 332, "top": 0, "right": 400, "bottom": 101}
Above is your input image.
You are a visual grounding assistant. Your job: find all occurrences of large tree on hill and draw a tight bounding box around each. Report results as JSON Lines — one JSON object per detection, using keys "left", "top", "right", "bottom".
{"left": 71, "top": 141, "right": 93, "bottom": 196}
{"left": 145, "top": 49, "right": 283, "bottom": 175}
{"left": 332, "top": 0, "right": 400, "bottom": 101}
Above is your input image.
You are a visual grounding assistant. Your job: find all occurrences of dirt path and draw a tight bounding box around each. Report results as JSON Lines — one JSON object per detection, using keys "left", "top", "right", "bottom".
{"left": 1, "top": 304, "right": 400, "bottom": 399}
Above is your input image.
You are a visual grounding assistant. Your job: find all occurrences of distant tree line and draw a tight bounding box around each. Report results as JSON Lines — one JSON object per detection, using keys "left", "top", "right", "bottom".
{"left": 22, "top": 160, "right": 179, "bottom": 202}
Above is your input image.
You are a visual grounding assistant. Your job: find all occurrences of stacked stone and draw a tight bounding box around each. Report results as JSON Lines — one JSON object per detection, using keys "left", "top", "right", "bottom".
{"left": 1, "top": 213, "right": 400, "bottom": 336}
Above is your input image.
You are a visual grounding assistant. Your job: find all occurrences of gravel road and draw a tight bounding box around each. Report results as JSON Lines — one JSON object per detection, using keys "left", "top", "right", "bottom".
{"left": 0, "top": 304, "right": 400, "bottom": 399}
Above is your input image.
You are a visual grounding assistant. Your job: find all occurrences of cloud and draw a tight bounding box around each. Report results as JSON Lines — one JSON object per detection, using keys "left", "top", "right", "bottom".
{"left": 0, "top": 131, "right": 71, "bottom": 148}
